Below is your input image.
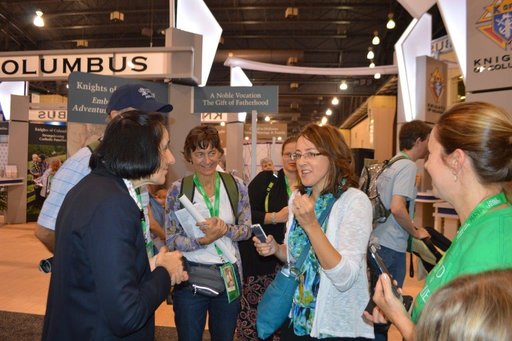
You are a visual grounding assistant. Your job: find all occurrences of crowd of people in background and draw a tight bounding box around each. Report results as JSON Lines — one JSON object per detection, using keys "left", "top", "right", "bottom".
{"left": 33, "top": 88, "right": 512, "bottom": 341}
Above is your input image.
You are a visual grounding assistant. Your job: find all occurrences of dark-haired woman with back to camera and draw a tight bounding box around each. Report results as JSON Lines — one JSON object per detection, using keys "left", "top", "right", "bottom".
{"left": 365, "top": 101, "right": 512, "bottom": 341}
{"left": 42, "top": 111, "right": 188, "bottom": 340}
{"left": 237, "top": 136, "right": 299, "bottom": 340}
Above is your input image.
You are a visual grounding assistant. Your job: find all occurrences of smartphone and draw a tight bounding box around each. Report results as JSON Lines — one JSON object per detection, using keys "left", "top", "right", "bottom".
{"left": 365, "top": 244, "right": 405, "bottom": 314}
{"left": 251, "top": 224, "right": 268, "bottom": 242}
{"left": 368, "top": 244, "right": 402, "bottom": 300}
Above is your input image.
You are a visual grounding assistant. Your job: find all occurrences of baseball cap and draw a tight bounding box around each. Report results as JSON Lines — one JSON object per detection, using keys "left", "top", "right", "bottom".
{"left": 106, "top": 83, "right": 173, "bottom": 114}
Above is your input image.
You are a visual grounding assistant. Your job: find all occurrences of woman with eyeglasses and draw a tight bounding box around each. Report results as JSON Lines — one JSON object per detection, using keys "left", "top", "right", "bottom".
{"left": 255, "top": 124, "right": 374, "bottom": 340}
{"left": 165, "top": 125, "right": 252, "bottom": 341}
{"left": 237, "top": 136, "right": 298, "bottom": 340}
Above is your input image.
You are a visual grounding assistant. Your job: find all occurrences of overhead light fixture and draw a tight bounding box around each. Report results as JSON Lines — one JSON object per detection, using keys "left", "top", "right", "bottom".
{"left": 372, "top": 31, "right": 380, "bottom": 45}
{"left": 33, "top": 10, "right": 44, "bottom": 27}
{"left": 244, "top": 136, "right": 249, "bottom": 141}
{"left": 369, "top": 61, "right": 376, "bottom": 68}
{"left": 326, "top": 108, "right": 333, "bottom": 116}
{"left": 339, "top": 80, "right": 348, "bottom": 91}
{"left": 264, "top": 115, "right": 271, "bottom": 122}
{"left": 220, "top": 121, "right": 226, "bottom": 127}
{"left": 386, "top": 13, "right": 396, "bottom": 30}
{"left": 277, "top": 136, "right": 283, "bottom": 141}
{"left": 285, "top": 7, "right": 299, "bottom": 19}
{"left": 374, "top": 73, "right": 381, "bottom": 79}
{"left": 290, "top": 82, "right": 300, "bottom": 89}
{"left": 321, "top": 117, "right": 328, "bottom": 125}
{"left": 367, "top": 47, "right": 375, "bottom": 60}
{"left": 76, "top": 39, "right": 89, "bottom": 48}
{"left": 331, "top": 97, "right": 339, "bottom": 105}
{"left": 287, "top": 57, "right": 298, "bottom": 65}
{"left": 110, "top": 10, "right": 124, "bottom": 22}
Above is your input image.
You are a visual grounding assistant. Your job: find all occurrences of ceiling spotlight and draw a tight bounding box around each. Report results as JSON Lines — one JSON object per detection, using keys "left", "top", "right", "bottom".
{"left": 386, "top": 13, "right": 396, "bottom": 30}
{"left": 321, "top": 116, "right": 328, "bottom": 125}
{"left": 244, "top": 136, "right": 249, "bottom": 141}
{"left": 339, "top": 80, "right": 348, "bottom": 91}
{"left": 76, "top": 39, "right": 89, "bottom": 48}
{"left": 372, "top": 31, "right": 380, "bottom": 45}
{"left": 264, "top": 115, "right": 271, "bottom": 122}
{"left": 33, "top": 10, "right": 44, "bottom": 27}
{"left": 220, "top": 121, "right": 226, "bottom": 127}
{"left": 277, "top": 136, "right": 283, "bottom": 141}
{"left": 326, "top": 108, "right": 333, "bottom": 116}
{"left": 110, "top": 10, "right": 125, "bottom": 22}
{"left": 374, "top": 73, "right": 381, "bottom": 79}
{"left": 369, "top": 61, "right": 376, "bottom": 68}
{"left": 331, "top": 97, "right": 339, "bottom": 105}
{"left": 367, "top": 47, "right": 375, "bottom": 60}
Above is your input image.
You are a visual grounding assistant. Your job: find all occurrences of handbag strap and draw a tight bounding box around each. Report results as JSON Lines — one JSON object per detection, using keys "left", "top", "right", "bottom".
{"left": 292, "top": 195, "right": 337, "bottom": 271}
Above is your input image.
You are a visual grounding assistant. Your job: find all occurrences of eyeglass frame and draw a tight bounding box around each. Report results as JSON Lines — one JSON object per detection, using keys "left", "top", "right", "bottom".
{"left": 290, "top": 151, "right": 324, "bottom": 161}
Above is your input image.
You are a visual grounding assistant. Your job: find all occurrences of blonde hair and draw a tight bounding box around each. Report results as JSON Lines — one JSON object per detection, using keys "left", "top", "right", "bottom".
{"left": 416, "top": 269, "right": 512, "bottom": 341}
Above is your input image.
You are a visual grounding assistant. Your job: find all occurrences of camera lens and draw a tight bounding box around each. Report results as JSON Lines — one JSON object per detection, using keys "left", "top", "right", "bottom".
{"left": 39, "top": 257, "right": 53, "bottom": 273}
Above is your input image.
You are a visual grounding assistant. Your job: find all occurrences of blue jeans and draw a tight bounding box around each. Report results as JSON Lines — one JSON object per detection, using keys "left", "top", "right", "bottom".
{"left": 368, "top": 245, "right": 406, "bottom": 341}
{"left": 173, "top": 282, "right": 241, "bottom": 341}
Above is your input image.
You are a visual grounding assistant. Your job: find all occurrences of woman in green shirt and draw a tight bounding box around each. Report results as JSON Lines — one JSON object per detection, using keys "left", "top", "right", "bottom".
{"left": 366, "top": 101, "right": 512, "bottom": 341}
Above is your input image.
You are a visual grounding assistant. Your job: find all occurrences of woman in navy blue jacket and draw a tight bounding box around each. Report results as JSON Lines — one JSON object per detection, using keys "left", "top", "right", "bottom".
{"left": 42, "top": 111, "right": 188, "bottom": 340}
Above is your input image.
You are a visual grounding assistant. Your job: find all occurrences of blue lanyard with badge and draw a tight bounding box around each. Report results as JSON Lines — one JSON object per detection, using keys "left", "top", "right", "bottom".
{"left": 193, "top": 172, "right": 240, "bottom": 302}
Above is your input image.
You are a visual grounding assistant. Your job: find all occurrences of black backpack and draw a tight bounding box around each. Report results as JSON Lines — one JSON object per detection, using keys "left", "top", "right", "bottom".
{"left": 179, "top": 172, "right": 239, "bottom": 223}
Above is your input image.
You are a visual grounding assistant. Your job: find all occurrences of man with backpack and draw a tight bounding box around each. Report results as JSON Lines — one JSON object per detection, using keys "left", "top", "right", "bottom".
{"left": 369, "top": 120, "right": 431, "bottom": 341}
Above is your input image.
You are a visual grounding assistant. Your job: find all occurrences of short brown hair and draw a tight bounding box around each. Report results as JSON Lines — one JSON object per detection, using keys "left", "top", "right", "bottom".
{"left": 297, "top": 124, "right": 356, "bottom": 196}
{"left": 183, "top": 125, "right": 224, "bottom": 163}
{"left": 399, "top": 120, "right": 432, "bottom": 150}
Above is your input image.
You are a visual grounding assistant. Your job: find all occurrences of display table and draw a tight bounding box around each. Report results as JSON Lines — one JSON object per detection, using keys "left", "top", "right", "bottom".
{"left": 433, "top": 201, "right": 460, "bottom": 240}
{"left": 414, "top": 192, "right": 442, "bottom": 229}
{"left": 0, "top": 177, "right": 25, "bottom": 225}
{"left": 0, "top": 177, "right": 24, "bottom": 186}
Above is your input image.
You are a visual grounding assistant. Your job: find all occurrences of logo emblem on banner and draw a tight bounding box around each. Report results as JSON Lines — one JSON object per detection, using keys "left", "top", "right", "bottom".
{"left": 429, "top": 68, "right": 444, "bottom": 103}
{"left": 476, "top": 0, "right": 512, "bottom": 49}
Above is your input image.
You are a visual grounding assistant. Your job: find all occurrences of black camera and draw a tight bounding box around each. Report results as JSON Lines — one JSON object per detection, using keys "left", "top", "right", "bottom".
{"left": 39, "top": 257, "right": 53, "bottom": 273}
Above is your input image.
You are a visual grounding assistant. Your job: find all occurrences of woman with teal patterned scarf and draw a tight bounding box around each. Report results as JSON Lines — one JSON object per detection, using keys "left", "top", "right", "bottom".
{"left": 255, "top": 124, "right": 374, "bottom": 340}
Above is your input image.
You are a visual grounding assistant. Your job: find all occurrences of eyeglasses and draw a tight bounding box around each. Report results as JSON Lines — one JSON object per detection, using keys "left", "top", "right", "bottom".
{"left": 290, "top": 152, "right": 323, "bottom": 161}
{"left": 282, "top": 152, "right": 294, "bottom": 159}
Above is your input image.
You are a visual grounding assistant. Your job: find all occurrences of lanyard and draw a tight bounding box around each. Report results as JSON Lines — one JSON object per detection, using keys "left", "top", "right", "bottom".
{"left": 193, "top": 172, "right": 226, "bottom": 262}
{"left": 453, "top": 192, "right": 508, "bottom": 244}
{"left": 399, "top": 151, "right": 410, "bottom": 160}
{"left": 193, "top": 172, "right": 221, "bottom": 218}
{"left": 123, "top": 180, "right": 154, "bottom": 259}
{"left": 284, "top": 175, "right": 292, "bottom": 197}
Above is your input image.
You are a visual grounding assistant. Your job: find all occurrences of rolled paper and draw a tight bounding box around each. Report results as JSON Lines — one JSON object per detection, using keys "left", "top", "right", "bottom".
{"left": 178, "top": 194, "right": 237, "bottom": 264}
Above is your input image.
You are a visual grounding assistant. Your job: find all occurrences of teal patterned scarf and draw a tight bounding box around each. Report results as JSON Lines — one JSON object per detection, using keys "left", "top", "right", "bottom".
{"left": 287, "top": 192, "right": 335, "bottom": 336}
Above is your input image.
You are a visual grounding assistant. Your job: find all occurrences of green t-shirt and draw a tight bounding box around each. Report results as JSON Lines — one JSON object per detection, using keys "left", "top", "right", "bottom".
{"left": 411, "top": 204, "right": 512, "bottom": 322}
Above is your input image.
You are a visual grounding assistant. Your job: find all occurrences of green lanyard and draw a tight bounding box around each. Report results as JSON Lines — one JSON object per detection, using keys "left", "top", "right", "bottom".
{"left": 193, "top": 172, "right": 227, "bottom": 261}
{"left": 284, "top": 175, "right": 292, "bottom": 197}
{"left": 452, "top": 192, "right": 509, "bottom": 244}
{"left": 123, "top": 180, "right": 154, "bottom": 259}
{"left": 193, "top": 172, "right": 221, "bottom": 217}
